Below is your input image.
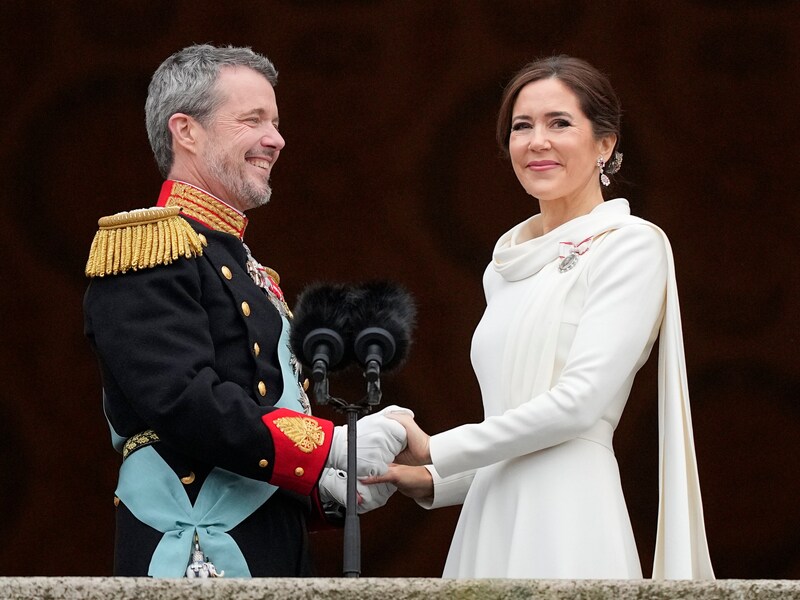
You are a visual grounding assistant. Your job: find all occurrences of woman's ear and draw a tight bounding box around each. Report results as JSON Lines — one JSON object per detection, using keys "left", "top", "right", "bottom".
{"left": 598, "top": 134, "right": 618, "bottom": 162}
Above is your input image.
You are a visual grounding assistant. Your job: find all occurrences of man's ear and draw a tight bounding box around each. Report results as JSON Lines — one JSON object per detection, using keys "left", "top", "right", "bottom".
{"left": 168, "top": 113, "right": 202, "bottom": 156}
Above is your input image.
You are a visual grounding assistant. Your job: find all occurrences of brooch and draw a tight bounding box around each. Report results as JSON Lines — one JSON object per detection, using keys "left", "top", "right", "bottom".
{"left": 558, "top": 252, "right": 580, "bottom": 273}
{"left": 557, "top": 235, "right": 594, "bottom": 274}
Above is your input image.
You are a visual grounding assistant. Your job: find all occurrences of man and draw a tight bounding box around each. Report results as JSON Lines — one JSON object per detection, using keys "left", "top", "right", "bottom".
{"left": 83, "top": 44, "right": 406, "bottom": 578}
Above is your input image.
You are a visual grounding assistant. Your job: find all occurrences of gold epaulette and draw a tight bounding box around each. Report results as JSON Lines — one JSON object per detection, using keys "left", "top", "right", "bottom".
{"left": 84, "top": 206, "right": 204, "bottom": 278}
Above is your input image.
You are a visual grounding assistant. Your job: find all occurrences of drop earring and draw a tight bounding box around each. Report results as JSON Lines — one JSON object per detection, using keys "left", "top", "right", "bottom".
{"left": 597, "top": 155, "right": 610, "bottom": 187}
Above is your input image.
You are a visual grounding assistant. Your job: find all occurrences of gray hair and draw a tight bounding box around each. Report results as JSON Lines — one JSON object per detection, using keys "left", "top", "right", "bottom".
{"left": 145, "top": 44, "right": 278, "bottom": 177}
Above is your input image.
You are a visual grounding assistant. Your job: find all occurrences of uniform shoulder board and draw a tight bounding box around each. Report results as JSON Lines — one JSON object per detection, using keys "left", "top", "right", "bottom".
{"left": 84, "top": 206, "right": 205, "bottom": 278}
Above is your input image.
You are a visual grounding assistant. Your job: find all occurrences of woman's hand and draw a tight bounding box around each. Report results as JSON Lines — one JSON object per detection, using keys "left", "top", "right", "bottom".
{"left": 386, "top": 412, "right": 432, "bottom": 466}
{"left": 363, "top": 463, "right": 433, "bottom": 502}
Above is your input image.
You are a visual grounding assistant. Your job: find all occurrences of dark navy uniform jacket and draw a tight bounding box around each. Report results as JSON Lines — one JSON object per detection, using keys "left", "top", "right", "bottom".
{"left": 84, "top": 181, "right": 332, "bottom": 576}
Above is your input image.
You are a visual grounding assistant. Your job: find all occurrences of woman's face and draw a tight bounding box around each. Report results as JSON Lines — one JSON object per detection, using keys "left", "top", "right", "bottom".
{"left": 508, "top": 77, "right": 614, "bottom": 206}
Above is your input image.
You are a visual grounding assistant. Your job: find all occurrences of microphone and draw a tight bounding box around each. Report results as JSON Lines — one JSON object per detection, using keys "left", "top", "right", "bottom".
{"left": 291, "top": 281, "right": 415, "bottom": 577}
{"left": 348, "top": 281, "right": 417, "bottom": 383}
{"left": 290, "top": 282, "right": 353, "bottom": 384}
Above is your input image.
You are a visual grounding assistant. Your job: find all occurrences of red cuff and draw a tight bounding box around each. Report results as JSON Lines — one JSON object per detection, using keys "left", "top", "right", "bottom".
{"left": 261, "top": 408, "right": 334, "bottom": 496}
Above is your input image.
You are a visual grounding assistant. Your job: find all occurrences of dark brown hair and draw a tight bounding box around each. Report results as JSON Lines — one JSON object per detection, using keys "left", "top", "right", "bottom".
{"left": 496, "top": 55, "right": 622, "bottom": 157}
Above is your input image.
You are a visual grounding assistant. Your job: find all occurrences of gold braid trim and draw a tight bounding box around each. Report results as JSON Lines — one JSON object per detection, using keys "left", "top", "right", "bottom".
{"left": 84, "top": 207, "right": 204, "bottom": 278}
{"left": 273, "top": 416, "right": 326, "bottom": 453}
{"left": 164, "top": 182, "right": 247, "bottom": 239}
{"left": 122, "top": 429, "right": 161, "bottom": 460}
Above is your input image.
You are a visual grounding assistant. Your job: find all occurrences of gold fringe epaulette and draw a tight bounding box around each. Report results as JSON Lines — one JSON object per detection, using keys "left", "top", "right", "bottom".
{"left": 84, "top": 206, "right": 204, "bottom": 278}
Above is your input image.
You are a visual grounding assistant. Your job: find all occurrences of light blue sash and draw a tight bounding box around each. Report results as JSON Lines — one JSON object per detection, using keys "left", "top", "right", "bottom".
{"left": 117, "top": 447, "right": 268, "bottom": 577}
{"left": 112, "top": 314, "right": 305, "bottom": 578}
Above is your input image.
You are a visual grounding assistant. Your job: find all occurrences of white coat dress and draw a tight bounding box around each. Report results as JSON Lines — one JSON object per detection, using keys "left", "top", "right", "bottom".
{"left": 423, "top": 199, "right": 713, "bottom": 580}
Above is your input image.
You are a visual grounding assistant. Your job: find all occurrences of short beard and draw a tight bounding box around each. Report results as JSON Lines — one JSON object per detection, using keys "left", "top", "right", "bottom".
{"left": 238, "top": 180, "right": 272, "bottom": 210}
{"left": 204, "top": 139, "right": 273, "bottom": 211}
{"left": 208, "top": 161, "right": 272, "bottom": 211}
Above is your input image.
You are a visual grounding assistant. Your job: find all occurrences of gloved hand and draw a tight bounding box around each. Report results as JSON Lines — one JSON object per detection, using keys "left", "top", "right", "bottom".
{"left": 318, "top": 467, "right": 397, "bottom": 514}
{"left": 318, "top": 468, "right": 348, "bottom": 506}
{"left": 326, "top": 405, "right": 413, "bottom": 478}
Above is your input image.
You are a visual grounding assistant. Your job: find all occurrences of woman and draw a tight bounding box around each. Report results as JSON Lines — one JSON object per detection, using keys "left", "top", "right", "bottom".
{"left": 370, "top": 56, "right": 714, "bottom": 579}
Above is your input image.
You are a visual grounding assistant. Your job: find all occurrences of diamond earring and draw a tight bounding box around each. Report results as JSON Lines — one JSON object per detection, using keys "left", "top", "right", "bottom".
{"left": 597, "top": 155, "right": 610, "bottom": 187}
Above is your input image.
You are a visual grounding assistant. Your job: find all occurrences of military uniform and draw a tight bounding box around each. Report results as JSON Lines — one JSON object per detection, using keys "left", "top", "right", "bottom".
{"left": 84, "top": 180, "right": 333, "bottom": 577}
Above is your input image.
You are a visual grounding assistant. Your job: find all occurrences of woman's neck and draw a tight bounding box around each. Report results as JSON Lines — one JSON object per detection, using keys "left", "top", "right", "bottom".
{"left": 538, "top": 191, "right": 604, "bottom": 235}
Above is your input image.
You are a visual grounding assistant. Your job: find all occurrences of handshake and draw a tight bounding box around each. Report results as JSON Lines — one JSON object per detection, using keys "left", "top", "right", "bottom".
{"left": 319, "top": 405, "right": 422, "bottom": 514}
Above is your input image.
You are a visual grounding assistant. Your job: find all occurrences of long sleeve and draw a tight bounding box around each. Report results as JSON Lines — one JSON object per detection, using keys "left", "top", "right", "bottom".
{"left": 431, "top": 224, "right": 668, "bottom": 478}
{"left": 84, "top": 228, "right": 331, "bottom": 494}
{"left": 416, "top": 466, "right": 476, "bottom": 510}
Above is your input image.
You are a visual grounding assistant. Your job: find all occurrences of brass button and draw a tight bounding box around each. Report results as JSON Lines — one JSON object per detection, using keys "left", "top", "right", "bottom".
{"left": 258, "top": 459, "right": 269, "bottom": 468}
{"left": 221, "top": 266, "right": 232, "bottom": 280}
{"left": 294, "top": 467, "right": 305, "bottom": 477}
{"left": 198, "top": 233, "right": 208, "bottom": 247}
{"left": 253, "top": 342, "right": 261, "bottom": 357}
{"left": 113, "top": 496, "right": 120, "bottom": 507}
{"left": 180, "top": 471, "right": 196, "bottom": 485}
{"left": 241, "top": 301, "right": 251, "bottom": 316}
{"left": 258, "top": 381, "right": 267, "bottom": 396}
{"left": 303, "top": 378, "right": 309, "bottom": 391}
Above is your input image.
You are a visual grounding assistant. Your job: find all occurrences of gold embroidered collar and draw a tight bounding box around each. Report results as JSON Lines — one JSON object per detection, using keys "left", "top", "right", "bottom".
{"left": 157, "top": 180, "right": 248, "bottom": 239}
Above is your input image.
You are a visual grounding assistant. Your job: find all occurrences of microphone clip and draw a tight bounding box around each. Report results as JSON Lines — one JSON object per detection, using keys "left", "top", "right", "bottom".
{"left": 354, "top": 327, "right": 395, "bottom": 382}
{"left": 354, "top": 326, "right": 396, "bottom": 406}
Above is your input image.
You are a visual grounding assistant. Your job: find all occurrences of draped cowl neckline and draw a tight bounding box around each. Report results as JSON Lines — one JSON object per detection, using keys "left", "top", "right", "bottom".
{"left": 492, "top": 198, "right": 632, "bottom": 282}
{"left": 486, "top": 196, "right": 715, "bottom": 579}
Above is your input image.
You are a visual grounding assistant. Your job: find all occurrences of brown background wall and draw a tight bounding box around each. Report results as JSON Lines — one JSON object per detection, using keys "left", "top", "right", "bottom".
{"left": 0, "top": 0, "right": 798, "bottom": 579}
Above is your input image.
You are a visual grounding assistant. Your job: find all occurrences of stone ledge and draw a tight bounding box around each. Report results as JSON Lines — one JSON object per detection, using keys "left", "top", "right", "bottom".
{"left": 0, "top": 578, "right": 798, "bottom": 600}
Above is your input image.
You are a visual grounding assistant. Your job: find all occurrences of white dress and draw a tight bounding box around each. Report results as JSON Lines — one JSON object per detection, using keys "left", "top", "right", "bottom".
{"left": 424, "top": 199, "right": 713, "bottom": 580}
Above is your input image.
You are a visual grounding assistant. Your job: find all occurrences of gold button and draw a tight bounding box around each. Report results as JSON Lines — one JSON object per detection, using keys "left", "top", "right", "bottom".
{"left": 303, "top": 378, "right": 309, "bottom": 391}
{"left": 258, "top": 459, "right": 269, "bottom": 468}
{"left": 294, "top": 467, "right": 305, "bottom": 477}
{"left": 253, "top": 342, "right": 261, "bottom": 356}
{"left": 221, "top": 266, "right": 232, "bottom": 280}
{"left": 198, "top": 233, "right": 208, "bottom": 247}
{"left": 113, "top": 496, "right": 120, "bottom": 507}
{"left": 180, "top": 471, "right": 196, "bottom": 485}
{"left": 241, "top": 301, "right": 251, "bottom": 316}
{"left": 258, "top": 381, "right": 267, "bottom": 396}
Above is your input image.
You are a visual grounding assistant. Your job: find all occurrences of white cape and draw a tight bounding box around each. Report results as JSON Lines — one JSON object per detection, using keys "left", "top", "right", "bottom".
{"left": 428, "top": 199, "right": 714, "bottom": 579}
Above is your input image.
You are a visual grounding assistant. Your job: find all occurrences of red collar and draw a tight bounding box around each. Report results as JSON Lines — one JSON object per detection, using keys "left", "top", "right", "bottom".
{"left": 156, "top": 180, "right": 248, "bottom": 240}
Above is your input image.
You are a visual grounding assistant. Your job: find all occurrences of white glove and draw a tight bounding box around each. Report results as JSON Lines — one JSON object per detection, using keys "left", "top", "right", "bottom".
{"left": 327, "top": 405, "right": 413, "bottom": 478}
{"left": 318, "top": 468, "right": 348, "bottom": 506}
{"left": 358, "top": 477, "right": 397, "bottom": 512}
{"left": 318, "top": 468, "right": 397, "bottom": 514}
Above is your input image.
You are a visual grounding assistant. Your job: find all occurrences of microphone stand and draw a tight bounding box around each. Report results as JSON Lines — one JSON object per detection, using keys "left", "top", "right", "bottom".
{"left": 294, "top": 283, "right": 414, "bottom": 576}
{"left": 343, "top": 403, "right": 361, "bottom": 577}
{"left": 312, "top": 365, "right": 382, "bottom": 578}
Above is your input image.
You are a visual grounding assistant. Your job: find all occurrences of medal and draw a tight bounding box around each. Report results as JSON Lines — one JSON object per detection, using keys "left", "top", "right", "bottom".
{"left": 243, "top": 242, "right": 310, "bottom": 413}
{"left": 243, "top": 243, "right": 293, "bottom": 318}
{"left": 186, "top": 535, "right": 224, "bottom": 578}
{"left": 557, "top": 235, "right": 595, "bottom": 274}
{"left": 558, "top": 252, "right": 580, "bottom": 273}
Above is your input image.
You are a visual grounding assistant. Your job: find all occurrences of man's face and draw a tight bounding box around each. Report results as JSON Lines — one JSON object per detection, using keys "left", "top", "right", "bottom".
{"left": 197, "top": 66, "right": 285, "bottom": 212}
